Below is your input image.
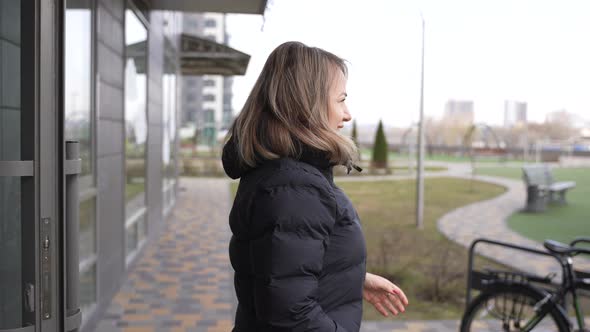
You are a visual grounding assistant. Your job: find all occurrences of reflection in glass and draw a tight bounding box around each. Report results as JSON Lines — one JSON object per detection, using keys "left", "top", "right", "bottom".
{"left": 65, "top": 4, "right": 92, "bottom": 177}
{"left": 0, "top": 0, "right": 23, "bottom": 327}
{"left": 65, "top": 0, "right": 97, "bottom": 317}
{"left": 125, "top": 223, "right": 138, "bottom": 257}
{"left": 124, "top": 9, "right": 147, "bottom": 255}
{"left": 79, "top": 197, "right": 96, "bottom": 260}
{"left": 80, "top": 264, "right": 96, "bottom": 310}
{"left": 162, "top": 54, "right": 177, "bottom": 208}
{"left": 125, "top": 9, "right": 147, "bottom": 215}
{"left": 0, "top": 177, "right": 22, "bottom": 328}
{"left": 137, "top": 216, "right": 147, "bottom": 243}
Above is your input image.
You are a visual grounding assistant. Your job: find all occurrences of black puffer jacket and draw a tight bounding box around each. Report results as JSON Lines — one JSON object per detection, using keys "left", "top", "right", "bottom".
{"left": 223, "top": 138, "right": 367, "bottom": 332}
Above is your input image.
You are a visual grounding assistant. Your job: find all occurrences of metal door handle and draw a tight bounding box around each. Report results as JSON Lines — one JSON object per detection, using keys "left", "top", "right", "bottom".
{"left": 64, "top": 141, "right": 82, "bottom": 331}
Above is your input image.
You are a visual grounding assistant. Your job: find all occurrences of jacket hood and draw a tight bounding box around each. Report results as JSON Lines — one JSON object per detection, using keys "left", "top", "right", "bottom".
{"left": 222, "top": 136, "right": 362, "bottom": 179}
{"left": 221, "top": 136, "right": 251, "bottom": 179}
{"left": 222, "top": 136, "right": 339, "bottom": 179}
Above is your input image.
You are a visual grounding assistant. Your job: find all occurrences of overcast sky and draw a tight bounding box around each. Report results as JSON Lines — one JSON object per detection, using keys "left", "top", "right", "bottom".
{"left": 226, "top": 0, "right": 590, "bottom": 128}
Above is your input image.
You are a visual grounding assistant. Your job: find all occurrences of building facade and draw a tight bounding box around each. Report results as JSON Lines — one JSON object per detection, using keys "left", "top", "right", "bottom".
{"left": 180, "top": 13, "right": 234, "bottom": 148}
{"left": 443, "top": 99, "right": 475, "bottom": 126}
{"left": 0, "top": 1, "right": 265, "bottom": 332}
{"left": 504, "top": 100, "right": 527, "bottom": 127}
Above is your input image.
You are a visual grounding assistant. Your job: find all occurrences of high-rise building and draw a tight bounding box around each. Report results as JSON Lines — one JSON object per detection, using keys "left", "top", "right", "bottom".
{"left": 504, "top": 100, "right": 527, "bottom": 127}
{"left": 180, "top": 13, "right": 233, "bottom": 147}
{"left": 443, "top": 99, "right": 474, "bottom": 126}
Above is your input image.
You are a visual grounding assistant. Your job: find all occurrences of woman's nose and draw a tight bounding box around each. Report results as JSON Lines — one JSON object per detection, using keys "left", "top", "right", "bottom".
{"left": 343, "top": 109, "right": 352, "bottom": 122}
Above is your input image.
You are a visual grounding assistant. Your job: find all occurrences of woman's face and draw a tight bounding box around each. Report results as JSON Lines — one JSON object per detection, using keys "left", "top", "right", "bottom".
{"left": 328, "top": 70, "right": 351, "bottom": 131}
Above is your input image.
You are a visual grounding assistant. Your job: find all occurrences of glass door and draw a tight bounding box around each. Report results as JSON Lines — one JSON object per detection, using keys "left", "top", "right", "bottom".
{"left": 0, "top": 1, "right": 78, "bottom": 331}
{"left": 0, "top": 0, "right": 38, "bottom": 330}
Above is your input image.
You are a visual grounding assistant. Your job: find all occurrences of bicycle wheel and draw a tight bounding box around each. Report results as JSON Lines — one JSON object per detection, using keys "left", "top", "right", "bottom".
{"left": 461, "top": 284, "right": 569, "bottom": 332}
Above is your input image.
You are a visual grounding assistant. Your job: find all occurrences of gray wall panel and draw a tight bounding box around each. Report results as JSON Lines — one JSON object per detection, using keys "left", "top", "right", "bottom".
{"left": 97, "top": 4, "right": 123, "bottom": 54}
{"left": 83, "top": 5, "right": 177, "bottom": 332}
{"left": 148, "top": 122, "right": 162, "bottom": 148}
{"left": 97, "top": 80, "right": 123, "bottom": 120}
{"left": 97, "top": 119, "right": 123, "bottom": 157}
{"left": 146, "top": 11, "right": 165, "bottom": 240}
{"left": 147, "top": 124, "right": 163, "bottom": 235}
{"left": 148, "top": 78, "right": 162, "bottom": 107}
{"left": 97, "top": 42, "right": 124, "bottom": 88}
{"left": 148, "top": 96, "right": 163, "bottom": 126}
{"left": 98, "top": 0, "right": 124, "bottom": 22}
{"left": 85, "top": 2, "right": 126, "bottom": 332}
{"left": 96, "top": 154, "right": 124, "bottom": 312}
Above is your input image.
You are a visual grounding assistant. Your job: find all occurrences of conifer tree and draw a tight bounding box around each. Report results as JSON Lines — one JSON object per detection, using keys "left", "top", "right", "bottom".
{"left": 351, "top": 120, "right": 360, "bottom": 161}
{"left": 371, "top": 120, "right": 388, "bottom": 168}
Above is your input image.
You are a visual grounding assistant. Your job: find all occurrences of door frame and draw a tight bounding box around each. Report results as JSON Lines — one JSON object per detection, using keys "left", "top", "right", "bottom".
{"left": 39, "top": 0, "right": 64, "bottom": 331}
{"left": 0, "top": 0, "right": 62, "bottom": 331}
{"left": 1, "top": 1, "right": 82, "bottom": 331}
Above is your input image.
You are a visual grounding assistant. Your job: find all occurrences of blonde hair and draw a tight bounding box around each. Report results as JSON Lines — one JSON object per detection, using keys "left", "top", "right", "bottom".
{"left": 229, "top": 41, "right": 358, "bottom": 167}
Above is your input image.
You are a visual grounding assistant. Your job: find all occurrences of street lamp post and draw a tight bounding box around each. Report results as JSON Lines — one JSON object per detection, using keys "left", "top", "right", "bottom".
{"left": 416, "top": 14, "right": 426, "bottom": 229}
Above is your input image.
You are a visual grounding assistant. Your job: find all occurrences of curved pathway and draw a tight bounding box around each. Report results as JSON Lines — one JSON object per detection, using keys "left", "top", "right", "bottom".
{"left": 94, "top": 164, "right": 587, "bottom": 332}
{"left": 437, "top": 172, "right": 590, "bottom": 278}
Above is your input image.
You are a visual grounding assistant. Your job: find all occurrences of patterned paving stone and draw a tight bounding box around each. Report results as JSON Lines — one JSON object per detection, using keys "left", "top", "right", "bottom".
{"left": 94, "top": 178, "right": 236, "bottom": 332}
{"left": 95, "top": 164, "right": 587, "bottom": 332}
{"left": 438, "top": 173, "right": 590, "bottom": 278}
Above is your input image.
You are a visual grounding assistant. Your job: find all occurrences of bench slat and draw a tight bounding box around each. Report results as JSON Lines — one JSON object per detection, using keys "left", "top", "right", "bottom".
{"left": 522, "top": 164, "right": 576, "bottom": 209}
{"left": 549, "top": 181, "right": 576, "bottom": 192}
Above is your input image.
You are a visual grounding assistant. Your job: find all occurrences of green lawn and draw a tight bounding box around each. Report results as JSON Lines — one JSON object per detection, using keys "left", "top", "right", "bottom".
{"left": 125, "top": 182, "right": 145, "bottom": 202}
{"left": 231, "top": 177, "right": 507, "bottom": 320}
{"left": 476, "top": 166, "right": 590, "bottom": 244}
{"left": 359, "top": 148, "right": 522, "bottom": 164}
{"left": 339, "top": 178, "right": 506, "bottom": 320}
{"left": 334, "top": 164, "right": 447, "bottom": 176}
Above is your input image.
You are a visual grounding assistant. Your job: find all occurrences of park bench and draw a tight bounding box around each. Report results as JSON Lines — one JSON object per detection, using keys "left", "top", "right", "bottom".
{"left": 522, "top": 164, "right": 576, "bottom": 212}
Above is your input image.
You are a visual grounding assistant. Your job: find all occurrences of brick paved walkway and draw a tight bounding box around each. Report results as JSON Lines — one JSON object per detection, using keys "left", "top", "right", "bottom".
{"left": 94, "top": 178, "right": 235, "bottom": 332}
{"left": 438, "top": 173, "right": 590, "bottom": 278}
{"left": 360, "top": 320, "right": 458, "bottom": 332}
{"left": 94, "top": 167, "right": 588, "bottom": 332}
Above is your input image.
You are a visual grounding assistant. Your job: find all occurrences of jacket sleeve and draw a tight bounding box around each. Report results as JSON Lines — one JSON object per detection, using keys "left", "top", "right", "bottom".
{"left": 249, "top": 182, "right": 349, "bottom": 332}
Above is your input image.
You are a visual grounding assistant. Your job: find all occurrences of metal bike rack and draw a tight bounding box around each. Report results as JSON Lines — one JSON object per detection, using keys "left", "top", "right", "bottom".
{"left": 465, "top": 238, "right": 562, "bottom": 306}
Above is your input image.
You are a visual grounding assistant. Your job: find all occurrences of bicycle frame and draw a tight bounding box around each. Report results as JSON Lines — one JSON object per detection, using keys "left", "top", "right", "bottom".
{"left": 465, "top": 238, "right": 589, "bottom": 331}
{"left": 466, "top": 238, "right": 560, "bottom": 304}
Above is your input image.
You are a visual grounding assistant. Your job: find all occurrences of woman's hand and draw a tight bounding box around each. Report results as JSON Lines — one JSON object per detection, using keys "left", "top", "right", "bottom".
{"left": 363, "top": 272, "right": 408, "bottom": 317}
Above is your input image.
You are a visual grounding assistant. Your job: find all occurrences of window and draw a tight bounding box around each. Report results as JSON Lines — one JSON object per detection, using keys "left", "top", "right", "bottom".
{"left": 0, "top": 0, "right": 23, "bottom": 327}
{"left": 188, "top": 19, "right": 198, "bottom": 30}
{"left": 65, "top": 0, "right": 97, "bottom": 318}
{"left": 205, "top": 109, "right": 215, "bottom": 123}
{"left": 186, "top": 79, "right": 196, "bottom": 87}
{"left": 203, "top": 93, "right": 215, "bottom": 102}
{"left": 124, "top": 6, "right": 148, "bottom": 258}
{"left": 205, "top": 19, "right": 217, "bottom": 28}
{"left": 203, "top": 79, "right": 215, "bottom": 87}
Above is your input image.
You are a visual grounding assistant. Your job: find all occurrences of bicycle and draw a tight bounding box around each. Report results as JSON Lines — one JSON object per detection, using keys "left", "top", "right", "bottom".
{"left": 460, "top": 237, "right": 590, "bottom": 332}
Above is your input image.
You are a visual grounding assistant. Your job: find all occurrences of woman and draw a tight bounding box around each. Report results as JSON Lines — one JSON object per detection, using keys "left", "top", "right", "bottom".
{"left": 222, "top": 41, "right": 408, "bottom": 332}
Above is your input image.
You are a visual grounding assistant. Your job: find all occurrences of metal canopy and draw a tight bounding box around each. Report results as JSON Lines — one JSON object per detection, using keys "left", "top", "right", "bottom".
{"left": 125, "top": 34, "right": 251, "bottom": 76}
{"left": 151, "top": 0, "right": 267, "bottom": 14}
{"left": 180, "top": 33, "right": 250, "bottom": 76}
